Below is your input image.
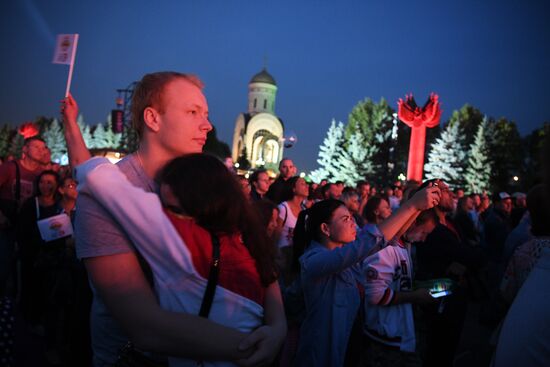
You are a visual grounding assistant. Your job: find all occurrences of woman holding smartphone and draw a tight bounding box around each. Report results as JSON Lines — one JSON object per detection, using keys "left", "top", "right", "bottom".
{"left": 291, "top": 183, "right": 440, "bottom": 367}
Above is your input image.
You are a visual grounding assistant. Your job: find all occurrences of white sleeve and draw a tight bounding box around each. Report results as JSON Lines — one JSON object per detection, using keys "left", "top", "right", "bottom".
{"left": 363, "top": 247, "right": 396, "bottom": 306}
{"left": 76, "top": 157, "right": 194, "bottom": 282}
{"left": 277, "top": 202, "right": 287, "bottom": 221}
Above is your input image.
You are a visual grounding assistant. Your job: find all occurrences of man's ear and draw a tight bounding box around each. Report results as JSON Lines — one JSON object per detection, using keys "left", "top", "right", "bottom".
{"left": 143, "top": 106, "right": 161, "bottom": 133}
{"left": 320, "top": 223, "right": 330, "bottom": 237}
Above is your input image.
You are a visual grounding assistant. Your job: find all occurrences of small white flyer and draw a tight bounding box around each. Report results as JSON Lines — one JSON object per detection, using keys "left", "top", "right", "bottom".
{"left": 36, "top": 213, "right": 73, "bottom": 242}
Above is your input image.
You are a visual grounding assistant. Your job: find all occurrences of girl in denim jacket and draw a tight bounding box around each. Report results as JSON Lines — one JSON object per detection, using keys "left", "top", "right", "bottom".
{"left": 292, "top": 185, "right": 441, "bottom": 367}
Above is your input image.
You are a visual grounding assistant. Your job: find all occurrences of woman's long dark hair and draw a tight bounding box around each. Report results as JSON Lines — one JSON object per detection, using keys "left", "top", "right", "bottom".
{"left": 291, "top": 199, "right": 344, "bottom": 273}
{"left": 279, "top": 176, "right": 300, "bottom": 203}
{"left": 362, "top": 196, "right": 385, "bottom": 224}
{"left": 160, "top": 153, "right": 277, "bottom": 286}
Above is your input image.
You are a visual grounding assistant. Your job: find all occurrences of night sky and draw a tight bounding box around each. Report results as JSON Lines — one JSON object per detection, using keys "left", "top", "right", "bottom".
{"left": 1, "top": 0, "right": 549, "bottom": 173}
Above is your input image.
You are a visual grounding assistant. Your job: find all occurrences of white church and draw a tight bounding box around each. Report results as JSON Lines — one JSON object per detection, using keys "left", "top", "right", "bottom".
{"left": 231, "top": 68, "right": 285, "bottom": 169}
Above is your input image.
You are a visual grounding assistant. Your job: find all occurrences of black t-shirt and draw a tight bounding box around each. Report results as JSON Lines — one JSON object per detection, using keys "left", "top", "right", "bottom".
{"left": 415, "top": 221, "right": 485, "bottom": 281}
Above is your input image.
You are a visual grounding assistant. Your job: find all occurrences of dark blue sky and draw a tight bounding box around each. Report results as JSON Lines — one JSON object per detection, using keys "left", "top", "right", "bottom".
{"left": 1, "top": 0, "right": 549, "bottom": 172}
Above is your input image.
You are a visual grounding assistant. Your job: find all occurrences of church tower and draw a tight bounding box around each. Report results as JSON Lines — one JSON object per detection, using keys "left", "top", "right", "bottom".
{"left": 248, "top": 68, "right": 277, "bottom": 115}
{"left": 232, "top": 67, "right": 285, "bottom": 170}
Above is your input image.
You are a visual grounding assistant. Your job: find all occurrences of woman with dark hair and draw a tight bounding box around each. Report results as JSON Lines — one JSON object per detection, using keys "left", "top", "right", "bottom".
{"left": 76, "top": 153, "right": 286, "bottom": 367}
{"left": 277, "top": 177, "right": 309, "bottom": 250}
{"left": 292, "top": 183, "right": 441, "bottom": 367}
{"left": 251, "top": 199, "right": 282, "bottom": 243}
{"left": 17, "top": 170, "right": 75, "bottom": 364}
{"left": 18, "top": 170, "right": 61, "bottom": 317}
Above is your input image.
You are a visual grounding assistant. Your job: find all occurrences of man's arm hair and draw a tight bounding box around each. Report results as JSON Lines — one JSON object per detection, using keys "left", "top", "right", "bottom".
{"left": 84, "top": 253, "right": 252, "bottom": 360}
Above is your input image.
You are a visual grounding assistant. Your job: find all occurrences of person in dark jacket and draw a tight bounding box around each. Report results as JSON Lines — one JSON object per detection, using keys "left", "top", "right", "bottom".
{"left": 265, "top": 158, "right": 296, "bottom": 204}
{"left": 484, "top": 192, "right": 513, "bottom": 262}
{"left": 249, "top": 169, "right": 270, "bottom": 201}
{"left": 415, "top": 179, "right": 486, "bottom": 367}
{"left": 454, "top": 196, "right": 480, "bottom": 247}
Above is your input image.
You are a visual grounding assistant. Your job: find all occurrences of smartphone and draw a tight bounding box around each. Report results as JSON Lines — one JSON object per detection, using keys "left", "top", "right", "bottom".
{"left": 430, "top": 289, "right": 452, "bottom": 298}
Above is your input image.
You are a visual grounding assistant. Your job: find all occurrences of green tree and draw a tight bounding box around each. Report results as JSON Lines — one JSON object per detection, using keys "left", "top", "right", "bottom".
{"left": 35, "top": 116, "right": 54, "bottom": 136}
{"left": 310, "top": 119, "right": 346, "bottom": 183}
{"left": 91, "top": 122, "right": 110, "bottom": 149}
{"left": 120, "top": 121, "right": 140, "bottom": 153}
{"left": 522, "top": 122, "right": 550, "bottom": 190}
{"left": 335, "top": 127, "right": 376, "bottom": 186}
{"left": 448, "top": 104, "right": 485, "bottom": 147}
{"left": 464, "top": 118, "right": 491, "bottom": 194}
{"left": 425, "top": 122, "right": 467, "bottom": 189}
{"left": 77, "top": 115, "right": 93, "bottom": 148}
{"left": 484, "top": 117, "right": 522, "bottom": 191}
{"left": 0, "top": 125, "right": 13, "bottom": 158}
{"left": 345, "top": 98, "right": 426, "bottom": 184}
{"left": 43, "top": 118, "right": 66, "bottom": 162}
{"left": 8, "top": 132, "right": 24, "bottom": 159}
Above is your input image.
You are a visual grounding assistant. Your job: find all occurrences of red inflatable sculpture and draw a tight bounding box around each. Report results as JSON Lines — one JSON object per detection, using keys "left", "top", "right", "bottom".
{"left": 397, "top": 93, "right": 441, "bottom": 183}
{"left": 18, "top": 122, "right": 39, "bottom": 139}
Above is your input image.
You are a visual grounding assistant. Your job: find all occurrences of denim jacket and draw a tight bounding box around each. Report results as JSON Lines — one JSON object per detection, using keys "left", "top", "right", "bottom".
{"left": 294, "top": 226, "right": 383, "bottom": 367}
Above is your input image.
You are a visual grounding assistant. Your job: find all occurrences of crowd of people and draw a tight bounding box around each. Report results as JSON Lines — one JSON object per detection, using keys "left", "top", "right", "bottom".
{"left": 0, "top": 136, "right": 91, "bottom": 366}
{"left": 0, "top": 70, "right": 549, "bottom": 367}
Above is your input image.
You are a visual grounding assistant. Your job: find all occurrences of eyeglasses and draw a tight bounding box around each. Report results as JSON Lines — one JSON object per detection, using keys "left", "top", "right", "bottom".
{"left": 65, "top": 183, "right": 77, "bottom": 189}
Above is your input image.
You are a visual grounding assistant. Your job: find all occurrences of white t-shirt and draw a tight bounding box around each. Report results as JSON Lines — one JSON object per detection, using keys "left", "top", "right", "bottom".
{"left": 363, "top": 241, "right": 416, "bottom": 352}
{"left": 277, "top": 201, "right": 298, "bottom": 248}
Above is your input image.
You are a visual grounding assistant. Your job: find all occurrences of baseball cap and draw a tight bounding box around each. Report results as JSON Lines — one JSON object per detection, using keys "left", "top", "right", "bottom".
{"left": 493, "top": 192, "right": 511, "bottom": 202}
{"left": 512, "top": 192, "right": 526, "bottom": 199}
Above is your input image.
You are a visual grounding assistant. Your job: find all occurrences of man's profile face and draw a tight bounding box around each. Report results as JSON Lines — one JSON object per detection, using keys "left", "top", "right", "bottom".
{"left": 155, "top": 78, "right": 212, "bottom": 156}
{"left": 328, "top": 184, "right": 341, "bottom": 199}
{"left": 345, "top": 195, "right": 360, "bottom": 213}
{"left": 358, "top": 184, "right": 370, "bottom": 197}
{"left": 436, "top": 181, "right": 455, "bottom": 212}
{"left": 279, "top": 159, "right": 295, "bottom": 179}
